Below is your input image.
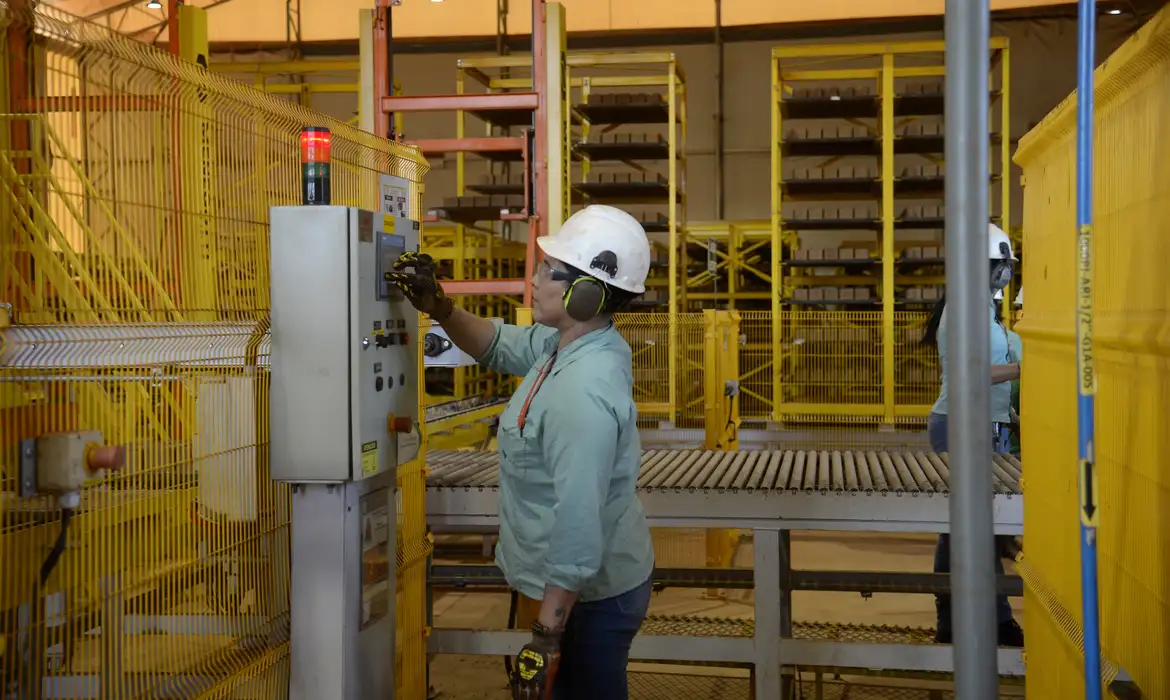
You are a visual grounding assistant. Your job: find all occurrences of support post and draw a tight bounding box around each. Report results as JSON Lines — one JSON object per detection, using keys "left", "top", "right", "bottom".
{"left": 714, "top": 0, "right": 725, "bottom": 219}
{"left": 101, "top": 575, "right": 125, "bottom": 698}
{"left": 880, "top": 52, "right": 896, "bottom": 424}
{"left": 999, "top": 45, "right": 1014, "bottom": 328}
{"left": 175, "top": 4, "right": 217, "bottom": 320}
{"left": 667, "top": 61, "right": 679, "bottom": 420}
{"left": 526, "top": 0, "right": 548, "bottom": 308}
{"left": 371, "top": 0, "right": 392, "bottom": 140}
{"left": 752, "top": 528, "right": 782, "bottom": 700}
{"left": 703, "top": 310, "right": 740, "bottom": 599}
{"left": 544, "top": 2, "right": 568, "bottom": 237}
{"left": 769, "top": 58, "right": 784, "bottom": 422}
{"left": 357, "top": 9, "right": 375, "bottom": 133}
{"left": 944, "top": 0, "right": 998, "bottom": 694}
{"left": 167, "top": 0, "right": 181, "bottom": 55}
{"left": 4, "top": 0, "right": 32, "bottom": 310}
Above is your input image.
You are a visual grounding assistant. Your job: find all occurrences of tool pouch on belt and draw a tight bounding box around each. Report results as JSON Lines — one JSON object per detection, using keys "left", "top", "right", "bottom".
{"left": 512, "top": 622, "right": 562, "bottom": 700}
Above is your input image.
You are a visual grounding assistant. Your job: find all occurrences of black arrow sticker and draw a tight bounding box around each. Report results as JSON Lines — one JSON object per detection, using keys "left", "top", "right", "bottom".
{"left": 1079, "top": 458, "right": 1099, "bottom": 527}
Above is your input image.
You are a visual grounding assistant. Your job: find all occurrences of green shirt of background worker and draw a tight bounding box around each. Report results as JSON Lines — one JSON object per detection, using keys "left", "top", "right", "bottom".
{"left": 921, "top": 224, "right": 1025, "bottom": 648}
{"left": 386, "top": 205, "right": 656, "bottom": 700}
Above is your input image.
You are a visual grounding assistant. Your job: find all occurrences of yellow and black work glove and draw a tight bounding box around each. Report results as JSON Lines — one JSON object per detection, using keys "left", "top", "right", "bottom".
{"left": 384, "top": 252, "right": 454, "bottom": 322}
{"left": 513, "top": 622, "right": 562, "bottom": 700}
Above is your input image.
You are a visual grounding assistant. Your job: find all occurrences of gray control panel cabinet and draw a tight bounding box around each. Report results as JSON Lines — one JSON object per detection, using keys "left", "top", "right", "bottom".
{"left": 269, "top": 205, "right": 421, "bottom": 483}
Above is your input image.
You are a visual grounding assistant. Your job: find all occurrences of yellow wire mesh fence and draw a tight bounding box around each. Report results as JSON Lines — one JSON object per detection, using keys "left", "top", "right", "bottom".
{"left": 608, "top": 310, "right": 937, "bottom": 446}
{"left": 0, "top": 3, "right": 429, "bottom": 700}
{"left": 1014, "top": 6, "right": 1170, "bottom": 698}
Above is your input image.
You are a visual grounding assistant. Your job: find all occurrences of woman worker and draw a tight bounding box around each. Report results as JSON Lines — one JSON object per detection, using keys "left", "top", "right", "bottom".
{"left": 921, "top": 223, "right": 1024, "bottom": 647}
{"left": 387, "top": 204, "right": 656, "bottom": 700}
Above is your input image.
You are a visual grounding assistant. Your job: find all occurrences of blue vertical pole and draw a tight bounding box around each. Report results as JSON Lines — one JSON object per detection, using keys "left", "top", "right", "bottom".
{"left": 1075, "top": 0, "right": 1103, "bottom": 698}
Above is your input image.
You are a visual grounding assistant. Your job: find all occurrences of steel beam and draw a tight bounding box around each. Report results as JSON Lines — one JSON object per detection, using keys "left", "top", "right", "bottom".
{"left": 406, "top": 137, "right": 525, "bottom": 156}
{"left": 426, "top": 629, "right": 1026, "bottom": 675}
{"left": 427, "top": 489, "right": 1024, "bottom": 534}
{"left": 781, "top": 640, "right": 1025, "bottom": 676}
{"left": 381, "top": 92, "right": 538, "bottom": 113}
{"left": 430, "top": 629, "right": 754, "bottom": 664}
{"left": 17, "top": 95, "right": 164, "bottom": 112}
{"left": 426, "top": 564, "right": 1025, "bottom": 596}
{"left": 441, "top": 279, "right": 526, "bottom": 296}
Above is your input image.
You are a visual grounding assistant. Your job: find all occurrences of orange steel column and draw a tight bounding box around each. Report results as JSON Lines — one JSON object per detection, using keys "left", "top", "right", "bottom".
{"left": 5, "top": 0, "right": 31, "bottom": 308}
{"left": 372, "top": 0, "right": 393, "bottom": 139}
{"left": 526, "top": 0, "right": 548, "bottom": 307}
{"left": 168, "top": 0, "right": 181, "bottom": 55}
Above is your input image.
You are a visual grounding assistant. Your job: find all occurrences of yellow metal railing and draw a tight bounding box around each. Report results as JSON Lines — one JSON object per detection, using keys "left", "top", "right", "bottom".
{"left": 0, "top": 4, "right": 430, "bottom": 700}
{"left": 613, "top": 310, "right": 937, "bottom": 424}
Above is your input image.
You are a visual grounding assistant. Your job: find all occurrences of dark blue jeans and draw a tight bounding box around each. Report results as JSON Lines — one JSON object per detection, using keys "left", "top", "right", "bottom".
{"left": 928, "top": 412, "right": 1015, "bottom": 631}
{"left": 551, "top": 576, "right": 653, "bottom": 700}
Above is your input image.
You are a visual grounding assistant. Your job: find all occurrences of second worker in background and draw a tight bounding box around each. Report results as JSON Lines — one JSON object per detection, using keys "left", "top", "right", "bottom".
{"left": 387, "top": 204, "right": 656, "bottom": 700}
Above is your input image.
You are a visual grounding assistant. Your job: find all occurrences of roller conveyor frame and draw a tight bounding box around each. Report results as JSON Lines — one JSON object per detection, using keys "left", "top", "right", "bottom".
{"left": 426, "top": 448, "right": 1023, "bottom": 534}
{"left": 425, "top": 447, "right": 1026, "bottom": 689}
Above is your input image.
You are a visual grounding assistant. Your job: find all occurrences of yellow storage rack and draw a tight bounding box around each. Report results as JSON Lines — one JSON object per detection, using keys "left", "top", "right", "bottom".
{"left": 421, "top": 51, "right": 687, "bottom": 417}
{"left": 769, "top": 39, "right": 1012, "bottom": 426}
{"left": 1013, "top": 7, "right": 1170, "bottom": 698}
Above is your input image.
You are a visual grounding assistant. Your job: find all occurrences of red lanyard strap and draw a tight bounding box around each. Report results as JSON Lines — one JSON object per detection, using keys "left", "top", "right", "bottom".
{"left": 517, "top": 351, "right": 557, "bottom": 431}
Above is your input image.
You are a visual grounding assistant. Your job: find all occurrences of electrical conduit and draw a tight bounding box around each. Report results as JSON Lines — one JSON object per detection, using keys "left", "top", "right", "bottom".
{"left": 1075, "top": 0, "right": 1103, "bottom": 698}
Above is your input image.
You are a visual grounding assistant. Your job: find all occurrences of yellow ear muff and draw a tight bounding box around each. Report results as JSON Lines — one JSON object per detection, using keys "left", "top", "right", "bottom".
{"left": 563, "top": 277, "right": 607, "bottom": 322}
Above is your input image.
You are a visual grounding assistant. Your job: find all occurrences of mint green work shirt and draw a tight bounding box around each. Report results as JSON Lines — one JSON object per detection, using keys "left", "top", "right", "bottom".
{"left": 930, "top": 302, "right": 1019, "bottom": 423}
{"left": 476, "top": 322, "right": 655, "bottom": 602}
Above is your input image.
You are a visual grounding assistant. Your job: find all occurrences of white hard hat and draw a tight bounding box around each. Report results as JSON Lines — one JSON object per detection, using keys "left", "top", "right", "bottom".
{"left": 1014, "top": 287, "right": 1023, "bottom": 306}
{"left": 536, "top": 205, "right": 651, "bottom": 294}
{"left": 989, "top": 223, "right": 1018, "bottom": 261}
{"left": 994, "top": 289, "right": 1004, "bottom": 301}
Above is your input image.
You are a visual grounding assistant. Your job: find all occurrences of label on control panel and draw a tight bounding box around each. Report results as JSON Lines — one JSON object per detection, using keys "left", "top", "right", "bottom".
{"left": 361, "top": 440, "right": 379, "bottom": 477}
{"left": 380, "top": 173, "right": 411, "bottom": 220}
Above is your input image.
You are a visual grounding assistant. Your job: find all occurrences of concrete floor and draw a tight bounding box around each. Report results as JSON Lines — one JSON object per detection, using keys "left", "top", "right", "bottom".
{"left": 428, "top": 531, "right": 1024, "bottom": 699}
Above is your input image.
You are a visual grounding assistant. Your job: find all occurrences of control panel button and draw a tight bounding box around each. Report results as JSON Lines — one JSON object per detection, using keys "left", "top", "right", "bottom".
{"left": 387, "top": 414, "right": 413, "bottom": 434}
{"left": 375, "top": 376, "right": 384, "bottom": 392}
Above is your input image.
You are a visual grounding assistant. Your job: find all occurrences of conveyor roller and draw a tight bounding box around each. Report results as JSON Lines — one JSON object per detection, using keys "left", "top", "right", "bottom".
{"left": 426, "top": 448, "right": 1022, "bottom": 495}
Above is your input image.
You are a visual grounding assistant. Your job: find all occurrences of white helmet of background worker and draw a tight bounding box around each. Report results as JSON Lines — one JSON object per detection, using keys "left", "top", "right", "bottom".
{"left": 989, "top": 223, "right": 1017, "bottom": 261}
{"left": 536, "top": 205, "right": 651, "bottom": 294}
{"left": 988, "top": 223, "right": 1017, "bottom": 292}
{"left": 1014, "top": 287, "right": 1023, "bottom": 306}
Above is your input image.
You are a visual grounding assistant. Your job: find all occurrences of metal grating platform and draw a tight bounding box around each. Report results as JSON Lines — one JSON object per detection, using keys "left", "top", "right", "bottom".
{"left": 426, "top": 448, "right": 1022, "bottom": 495}
{"left": 639, "top": 616, "right": 937, "bottom": 646}
{"left": 629, "top": 673, "right": 1021, "bottom": 700}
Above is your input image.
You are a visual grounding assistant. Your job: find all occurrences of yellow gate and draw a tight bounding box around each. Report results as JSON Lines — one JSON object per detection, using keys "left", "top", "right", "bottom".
{"left": 0, "top": 3, "right": 428, "bottom": 699}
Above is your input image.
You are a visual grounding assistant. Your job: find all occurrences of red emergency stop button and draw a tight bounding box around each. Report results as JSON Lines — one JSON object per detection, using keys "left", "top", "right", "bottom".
{"left": 86, "top": 444, "right": 126, "bottom": 473}
{"left": 388, "top": 414, "right": 414, "bottom": 434}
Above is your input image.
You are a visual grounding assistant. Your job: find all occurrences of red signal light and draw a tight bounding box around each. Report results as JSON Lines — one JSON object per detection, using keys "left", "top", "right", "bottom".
{"left": 300, "top": 126, "right": 332, "bottom": 205}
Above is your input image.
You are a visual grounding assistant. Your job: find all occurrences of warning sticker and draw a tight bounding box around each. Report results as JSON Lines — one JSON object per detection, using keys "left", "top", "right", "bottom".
{"left": 380, "top": 175, "right": 410, "bottom": 220}
{"left": 361, "top": 440, "right": 379, "bottom": 477}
